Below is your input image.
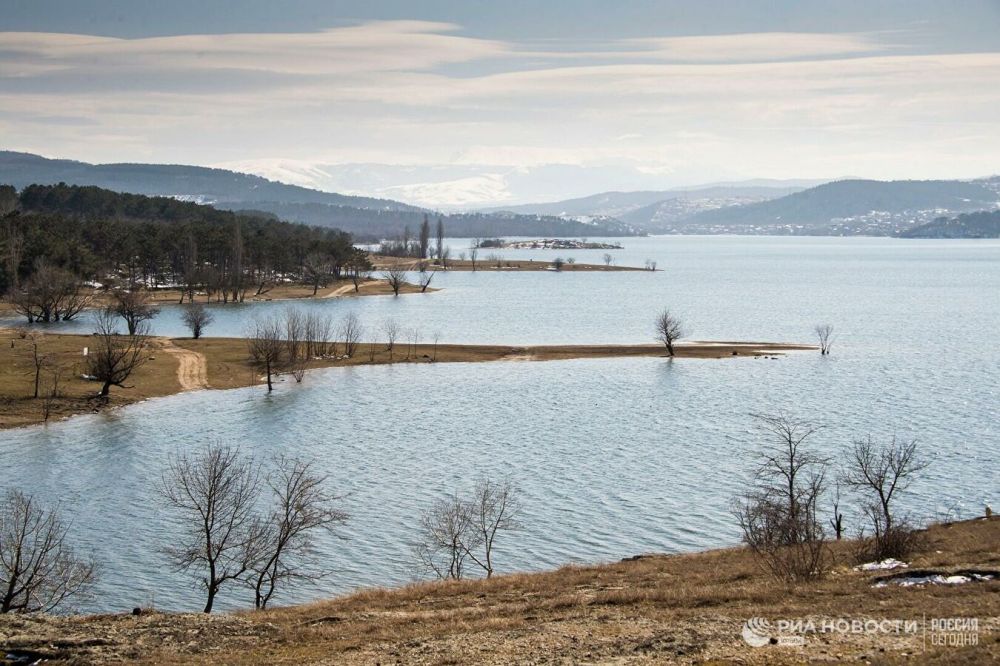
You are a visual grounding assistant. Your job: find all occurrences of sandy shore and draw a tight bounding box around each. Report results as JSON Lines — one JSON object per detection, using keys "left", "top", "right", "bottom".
{"left": 0, "top": 330, "right": 812, "bottom": 429}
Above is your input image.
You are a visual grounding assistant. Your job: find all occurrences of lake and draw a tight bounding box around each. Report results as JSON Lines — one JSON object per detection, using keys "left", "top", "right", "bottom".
{"left": 1, "top": 236, "right": 997, "bottom": 613}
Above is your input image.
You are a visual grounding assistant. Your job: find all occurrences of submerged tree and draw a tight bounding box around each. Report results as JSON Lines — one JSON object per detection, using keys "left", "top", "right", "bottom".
{"left": 182, "top": 302, "right": 214, "bottom": 339}
{"left": 814, "top": 324, "right": 834, "bottom": 355}
{"left": 112, "top": 287, "right": 161, "bottom": 335}
{"left": 247, "top": 315, "right": 285, "bottom": 391}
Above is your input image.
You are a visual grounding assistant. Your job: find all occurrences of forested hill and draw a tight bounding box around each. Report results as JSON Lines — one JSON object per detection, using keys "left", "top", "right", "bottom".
{"left": 0, "top": 152, "right": 645, "bottom": 238}
{"left": 679, "top": 179, "right": 998, "bottom": 233}
{"left": 0, "top": 183, "right": 359, "bottom": 294}
{"left": 899, "top": 210, "right": 1000, "bottom": 238}
{"left": 0, "top": 151, "right": 420, "bottom": 211}
{"left": 236, "top": 201, "right": 643, "bottom": 239}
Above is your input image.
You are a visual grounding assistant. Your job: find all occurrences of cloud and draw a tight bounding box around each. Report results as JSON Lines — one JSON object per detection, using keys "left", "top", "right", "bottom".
{"left": 1, "top": 21, "right": 998, "bottom": 188}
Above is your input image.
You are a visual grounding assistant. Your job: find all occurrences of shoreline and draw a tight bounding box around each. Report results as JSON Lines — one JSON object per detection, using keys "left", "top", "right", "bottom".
{"left": 0, "top": 331, "right": 814, "bottom": 430}
{"left": 0, "top": 517, "right": 995, "bottom": 664}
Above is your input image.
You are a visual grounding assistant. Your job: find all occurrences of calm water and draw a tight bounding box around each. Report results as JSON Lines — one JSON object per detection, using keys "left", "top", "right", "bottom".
{"left": 1, "top": 236, "right": 998, "bottom": 613}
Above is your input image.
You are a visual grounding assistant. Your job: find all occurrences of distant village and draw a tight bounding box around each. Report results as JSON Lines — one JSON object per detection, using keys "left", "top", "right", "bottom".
{"left": 474, "top": 238, "right": 624, "bottom": 250}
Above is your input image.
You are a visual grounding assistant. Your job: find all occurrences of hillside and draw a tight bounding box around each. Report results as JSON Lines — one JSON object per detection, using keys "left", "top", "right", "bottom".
{"left": 677, "top": 179, "right": 999, "bottom": 235}
{"left": 0, "top": 151, "right": 418, "bottom": 212}
{"left": 0, "top": 517, "right": 995, "bottom": 664}
{"left": 0, "top": 152, "right": 644, "bottom": 238}
{"left": 899, "top": 209, "right": 1000, "bottom": 238}
{"left": 485, "top": 183, "right": 812, "bottom": 219}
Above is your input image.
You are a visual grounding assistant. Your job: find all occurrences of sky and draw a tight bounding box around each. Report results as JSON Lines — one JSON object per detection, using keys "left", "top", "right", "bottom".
{"left": 2, "top": 1, "right": 1000, "bottom": 207}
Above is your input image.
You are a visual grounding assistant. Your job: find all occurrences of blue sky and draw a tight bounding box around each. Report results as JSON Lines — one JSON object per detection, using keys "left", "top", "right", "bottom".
{"left": 2, "top": 1, "right": 999, "bottom": 205}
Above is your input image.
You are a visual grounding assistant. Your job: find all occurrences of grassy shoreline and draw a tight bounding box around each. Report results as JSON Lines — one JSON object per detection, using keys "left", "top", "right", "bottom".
{"left": 0, "top": 329, "right": 812, "bottom": 430}
{"left": 0, "top": 517, "right": 995, "bottom": 664}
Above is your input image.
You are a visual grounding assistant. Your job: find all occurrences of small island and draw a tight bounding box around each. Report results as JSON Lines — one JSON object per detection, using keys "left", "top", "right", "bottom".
{"left": 474, "top": 238, "right": 624, "bottom": 250}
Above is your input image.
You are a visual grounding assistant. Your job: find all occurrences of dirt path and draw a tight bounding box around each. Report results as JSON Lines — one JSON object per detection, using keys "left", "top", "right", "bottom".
{"left": 158, "top": 340, "right": 209, "bottom": 391}
{"left": 322, "top": 280, "right": 380, "bottom": 298}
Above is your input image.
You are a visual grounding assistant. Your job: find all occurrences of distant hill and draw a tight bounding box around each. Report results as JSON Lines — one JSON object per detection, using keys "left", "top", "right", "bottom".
{"left": 0, "top": 152, "right": 645, "bottom": 238}
{"left": 0, "top": 151, "right": 420, "bottom": 211}
{"left": 899, "top": 209, "right": 1000, "bottom": 238}
{"left": 234, "top": 201, "right": 642, "bottom": 239}
{"left": 676, "top": 179, "right": 999, "bottom": 235}
{"left": 483, "top": 182, "right": 815, "bottom": 219}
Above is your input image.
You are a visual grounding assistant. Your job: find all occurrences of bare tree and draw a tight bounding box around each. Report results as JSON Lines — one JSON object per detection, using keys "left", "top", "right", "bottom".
{"left": 182, "top": 302, "right": 214, "bottom": 339}
{"left": 603, "top": 253, "right": 613, "bottom": 267}
{"left": 552, "top": 257, "right": 565, "bottom": 271}
{"left": 161, "top": 444, "right": 262, "bottom": 613}
{"left": 24, "top": 330, "right": 50, "bottom": 399}
{"left": 347, "top": 255, "right": 373, "bottom": 292}
{"left": 112, "top": 287, "right": 161, "bottom": 335}
{"left": 248, "top": 457, "right": 347, "bottom": 609}
{"left": 417, "top": 262, "right": 434, "bottom": 292}
{"left": 415, "top": 492, "right": 476, "bottom": 580}
{"left": 247, "top": 315, "right": 285, "bottom": 391}
{"left": 382, "top": 265, "right": 408, "bottom": 296}
{"left": 9, "top": 261, "right": 92, "bottom": 323}
{"left": 843, "top": 436, "right": 929, "bottom": 560}
{"left": 0, "top": 489, "right": 96, "bottom": 613}
{"left": 382, "top": 318, "right": 401, "bottom": 360}
{"left": 432, "top": 331, "right": 442, "bottom": 362}
{"left": 654, "top": 309, "right": 686, "bottom": 357}
{"left": 462, "top": 478, "right": 520, "bottom": 578}
{"left": 733, "top": 413, "right": 829, "bottom": 580}
{"left": 87, "top": 307, "right": 149, "bottom": 397}
{"left": 469, "top": 245, "right": 479, "bottom": 271}
{"left": 303, "top": 311, "right": 333, "bottom": 357}
{"left": 829, "top": 482, "right": 845, "bottom": 540}
{"left": 284, "top": 308, "right": 307, "bottom": 382}
{"left": 814, "top": 324, "right": 834, "bottom": 355}
{"left": 339, "top": 312, "right": 362, "bottom": 358}
{"left": 302, "top": 253, "right": 330, "bottom": 295}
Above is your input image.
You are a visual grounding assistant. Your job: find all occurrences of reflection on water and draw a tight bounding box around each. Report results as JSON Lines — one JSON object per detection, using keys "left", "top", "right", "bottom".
{"left": 0, "top": 236, "right": 997, "bottom": 613}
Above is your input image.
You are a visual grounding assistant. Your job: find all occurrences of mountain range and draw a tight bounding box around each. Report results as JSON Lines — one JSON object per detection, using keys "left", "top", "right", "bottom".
{"left": 0, "top": 152, "right": 643, "bottom": 239}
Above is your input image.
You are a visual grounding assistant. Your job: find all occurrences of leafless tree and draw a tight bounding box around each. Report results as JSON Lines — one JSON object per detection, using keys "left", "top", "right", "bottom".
{"left": 814, "top": 324, "right": 834, "bottom": 355}
{"left": 462, "top": 478, "right": 520, "bottom": 578}
{"left": 302, "top": 253, "right": 330, "bottom": 295}
{"left": 654, "top": 309, "right": 686, "bottom": 356}
{"left": 829, "top": 482, "right": 845, "bottom": 540}
{"left": 733, "top": 413, "right": 829, "bottom": 580}
{"left": 415, "top": 492, "right": 476, "bottom": 580}
{"left": 347, "top": 256, "right": 372, "bottom": 292}
{"left": 566, "top": 257, "right": 576, "bottom": 265}
{"left": 284, "top": 308, "right": 307, "bottom": 382}
{"left": 603, "top": 253, "right": 613, "bottom": 267}
{"left": 440, "top": 246, "right": 450, "bottom": 269}
{"left": 417, "top": 262, "right": 434, "bottom": 292}
{"left": 469, "top": 245, "right": 478, "bottom": 271}
{"left": 303, "top": 311, "right": 333, "bottom": 357}
{"left": 24, "top": 330, "right": 50, "bottom": 399}
{"left": 246, "top": 315, "right": 285, "bottom": 391}
{"left": 0, "top": 489, "right": 96, "bottom": 613}
{"left": 87, "top": 307, "right": 149, "bottom": 397}
{"left": 552, "top": 257, "right": 565, "bottom": 271}
{"left": 161, "top": 444, "right": 262, "bottom": 613}
{"left": 182, "top": 302, "right": 214, "bottom": 339}
{"left": 843, "top": 436, "right": 929, "bottom": 560}
{"left": 339, "top": 312, "right": 362, "bottom": 358}
{"left": 9, "top": 260, "right": 92, "bottom": 323}
{"left": 382, "top": 318, "right": 401, "bottom": 360}
{"left": 248, "top": 457, "right": 348, "bottom": 609}
{"left": 432, "top": 331, "right": 442, "bottom": 362}
{"left": 382, "top": 265, "right": 408, "bottom": 296}
{"left": 112, "top": 287, "right": 161, "bottom": 335}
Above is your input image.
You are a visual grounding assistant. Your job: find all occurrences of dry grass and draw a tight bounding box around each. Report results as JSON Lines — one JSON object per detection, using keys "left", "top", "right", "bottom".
{"left": 1, "top": 518, "right": 996, "bottom": 664}
{"left": 0, "top": 329, "right": 182, "bottom": 429}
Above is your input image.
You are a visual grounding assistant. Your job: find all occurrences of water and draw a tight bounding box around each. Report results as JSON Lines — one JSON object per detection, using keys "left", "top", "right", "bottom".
{"left": 1, "top": 236, "right": 997, "bottom": 613}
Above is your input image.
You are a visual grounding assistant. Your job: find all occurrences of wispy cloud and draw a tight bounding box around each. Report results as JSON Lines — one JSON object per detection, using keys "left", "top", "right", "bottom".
{"left": 1, "top": 20, "right": 998, "bottom": 191}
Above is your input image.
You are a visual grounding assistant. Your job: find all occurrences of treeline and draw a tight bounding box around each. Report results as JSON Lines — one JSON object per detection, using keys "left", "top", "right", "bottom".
{"left": 1, "top": 184, "right": 371, "bottom": 308}
{"left": 899, "top": 209, "right": 1000, "bottom": 239}
{"left": 225, "top": 200, "right": 644, "bottom": 240}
